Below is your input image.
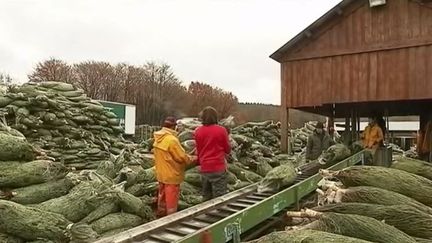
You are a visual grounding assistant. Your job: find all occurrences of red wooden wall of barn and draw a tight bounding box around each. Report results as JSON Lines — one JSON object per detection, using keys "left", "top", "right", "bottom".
{"left": 280, "top": 0, "right": 432, "bottom": 108}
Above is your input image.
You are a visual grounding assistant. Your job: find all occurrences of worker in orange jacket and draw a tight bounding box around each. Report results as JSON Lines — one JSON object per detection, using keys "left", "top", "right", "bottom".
{"left": 153, "top": 117, "right": 194, "bottom": 217}
{"left": 361, "top": 117, "right": 384, "bottom": 151}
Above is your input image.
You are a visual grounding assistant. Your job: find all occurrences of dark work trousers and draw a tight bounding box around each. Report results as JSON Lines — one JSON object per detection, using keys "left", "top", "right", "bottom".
{"left": 201, "top": 171, "right": 228, "bottom": 201}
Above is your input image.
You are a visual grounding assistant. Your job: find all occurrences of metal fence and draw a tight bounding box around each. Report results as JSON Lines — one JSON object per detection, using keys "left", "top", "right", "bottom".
{"left": 135, "top": 125, "right": 161, "bottom": 142}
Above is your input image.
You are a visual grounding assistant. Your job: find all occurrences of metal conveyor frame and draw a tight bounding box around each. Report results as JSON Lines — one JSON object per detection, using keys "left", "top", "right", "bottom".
{"left": 94, "top": 151, "right": 364, "bottom": 243}
{"left": 178, "top": 151, "right": 364, "bottom": 243}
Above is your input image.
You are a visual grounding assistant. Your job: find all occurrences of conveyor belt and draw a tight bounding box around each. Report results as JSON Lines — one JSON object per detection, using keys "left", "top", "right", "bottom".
{"left": 95, "top": 151, "right": 365, "bottom": 243}
{"left": 240, "top": 191, "right": 317, "bottom": 241}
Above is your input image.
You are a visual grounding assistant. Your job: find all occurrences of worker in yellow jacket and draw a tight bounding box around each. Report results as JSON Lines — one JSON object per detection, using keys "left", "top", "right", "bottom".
{"left": 153, "top": 117, "right": 194, "bottom": 217}
{"left": 361, "top": 117, "right": 384, "bottom": 151}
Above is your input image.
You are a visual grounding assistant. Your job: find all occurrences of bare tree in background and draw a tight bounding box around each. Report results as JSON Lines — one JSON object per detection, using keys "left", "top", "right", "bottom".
{"left": 187, "top": 81, "right": 238, "bottom": 118}
{"left": 100, "top": 63, "right": 127, "bottom": 101}
{"left": 28, "top": 59, "right": 238, "bottom": 125}
{"left": 28, "top": 58, "right": 74, "bottom": 82}
{"left": 122, "top": 65, "right": 146, "bottom": 104}
{"left": 218, "top": 91, "right": 238, "bottom": 118}
{"left": 137, "top": 62, "right": 188, "bottom": 125}
{"left": 72, "top": 61, "right": 113, "bottom": 99}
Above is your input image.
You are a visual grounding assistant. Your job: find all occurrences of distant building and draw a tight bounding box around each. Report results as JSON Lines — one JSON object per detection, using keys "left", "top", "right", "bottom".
{"left": 335, "top": 121, "right": 418, "bottom": 133}
{"left": 335, "top": 120, "right": 418, "bottom": 150}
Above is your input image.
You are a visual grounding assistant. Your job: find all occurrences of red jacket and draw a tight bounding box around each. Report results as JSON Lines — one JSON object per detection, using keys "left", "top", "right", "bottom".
{"left": 194, "top": 125, "right": 231, "bottom": 173}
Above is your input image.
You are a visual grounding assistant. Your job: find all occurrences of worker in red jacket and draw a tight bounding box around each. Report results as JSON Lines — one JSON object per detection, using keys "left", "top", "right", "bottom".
{"left": 194, "top": 106, "right": 231, "bottom": 201}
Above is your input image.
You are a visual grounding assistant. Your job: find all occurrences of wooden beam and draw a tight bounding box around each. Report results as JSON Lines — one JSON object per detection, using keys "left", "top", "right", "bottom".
{"left": 281, "top": 64, "right": 289, "bottom": 153}
{"left": 357, "top": 111, "right": 361, "bottom": 141}
{"left": 351, "top": 109, "right": 357, "bottom": 142}
{"left": 272, "top": 0, "right": 364, "bottom": 62}
{"left": 344, "top": 116, "right": 351, "bottom": 145}
{"left": 281, "top": 108, "right": 289, "bottom": 153}
{"left": 282, "top": 38, "right": 432, "bottom": 62}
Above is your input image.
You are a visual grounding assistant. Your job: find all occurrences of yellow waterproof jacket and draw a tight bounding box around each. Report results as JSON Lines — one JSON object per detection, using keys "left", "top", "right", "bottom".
{"left": 361, "top": 126, "right": 371, "bottom": 147}
{"left": 361, "top": 124, "right": 384, "bottom": 149}
{"left": 153, "top": 127, "right": 191, "bottom": 184}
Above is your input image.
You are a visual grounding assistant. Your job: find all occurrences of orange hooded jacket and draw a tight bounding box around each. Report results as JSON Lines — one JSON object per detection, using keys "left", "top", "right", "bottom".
{"left": 153, "top": 127, "right": 191, "bottom": 185}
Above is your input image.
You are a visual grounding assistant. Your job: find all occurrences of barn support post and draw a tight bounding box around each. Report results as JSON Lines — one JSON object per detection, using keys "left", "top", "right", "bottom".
{"left": 280, "top": 63, "right": 289, "bottom": 153}
{"left": 344, "top": 115, "right": 351, "bottom": 145}
{"left": 355, "top": 109, "right": 360, "bottom": 141}
{"left": 288, "top": 109, "right": 292, "bottom": 155}
{"left": 281, "top": 107, "right": 289, "bottom": 153}
{"left": 357, "top": 112, "right": 361, "bottom": 141}
{"left": 327, "top": 116, "right": 334, "bottom": 138}
{"left": 385, "top": 109, "right": 389, "bottom": 142}
{"left": 351, "top": 109, "right": 357, "bottom": 143}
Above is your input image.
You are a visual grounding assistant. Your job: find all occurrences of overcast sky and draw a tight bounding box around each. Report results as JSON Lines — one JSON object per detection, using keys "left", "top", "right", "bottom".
{"left": 0, "top": 0, "right": 341, "bottom": 104}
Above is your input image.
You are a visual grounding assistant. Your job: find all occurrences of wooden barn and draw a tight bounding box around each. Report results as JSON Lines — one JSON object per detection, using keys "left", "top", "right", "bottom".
{"left": 271, "top": 0, "right": 432, "bottom": 152}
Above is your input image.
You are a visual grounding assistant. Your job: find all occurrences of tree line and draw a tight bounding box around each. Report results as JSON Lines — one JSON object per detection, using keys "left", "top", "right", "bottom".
{"left": 235, "top": 103, "right": 324, "bottom": 128}
{"left": 0, "top": 73, "right": 13, "bottom": 84}
{"left": 28, "top": 58, "right": 238, "bottom": 125}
